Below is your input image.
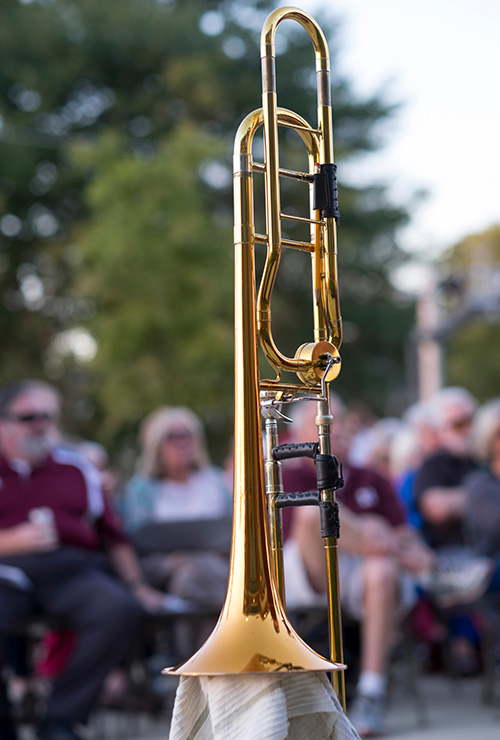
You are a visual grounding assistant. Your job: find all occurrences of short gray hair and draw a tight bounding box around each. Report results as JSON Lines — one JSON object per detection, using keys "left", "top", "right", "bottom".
{"left": 427, "top": 387, "right": 477, "bottom": 428}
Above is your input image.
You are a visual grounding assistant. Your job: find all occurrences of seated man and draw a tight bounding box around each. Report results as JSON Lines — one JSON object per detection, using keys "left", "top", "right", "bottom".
{"left": 0, "top": 380, "right": 164, "bottom": 740}
{"left": 282, "top": 397, "right": 434, "bottom": 739}
{"left": 413, "top": 387, "right": 478, "bottom": 552}
{"left": 413, "top": 387, "right": 481, "bottom": 675}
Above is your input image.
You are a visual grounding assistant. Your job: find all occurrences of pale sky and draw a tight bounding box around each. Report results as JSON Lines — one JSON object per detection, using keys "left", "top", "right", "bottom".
{"left": 296, "top": 0, "right": 500, "bottom": 271}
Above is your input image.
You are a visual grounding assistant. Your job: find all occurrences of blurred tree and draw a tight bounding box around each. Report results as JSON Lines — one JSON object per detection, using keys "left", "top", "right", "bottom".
{"left": 67, "top": 126, "right": 234, "bottom": 449}
{"left": 438, "top": 225, "right": 500, "bottom": 401}
{"left": 0, "top": 0, "right": 414, "bottom": 455}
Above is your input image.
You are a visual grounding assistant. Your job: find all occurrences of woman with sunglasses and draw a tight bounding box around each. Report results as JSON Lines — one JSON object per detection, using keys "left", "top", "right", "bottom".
{"left": 122, "top": 406, "right": 232, "bottom": 648}
{"left": 123, "top": 406, "right": 231, "bottom": 531}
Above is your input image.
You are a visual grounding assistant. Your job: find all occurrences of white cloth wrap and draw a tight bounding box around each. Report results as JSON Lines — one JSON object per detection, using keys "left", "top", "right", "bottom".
{"left": 169, "top": 673, "right": 360, "bottom": 740}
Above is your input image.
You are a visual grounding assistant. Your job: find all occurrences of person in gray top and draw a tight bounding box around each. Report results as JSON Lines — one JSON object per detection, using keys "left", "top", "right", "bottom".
{"left": 465, "top": 399, "right": 500, "bottom": 559}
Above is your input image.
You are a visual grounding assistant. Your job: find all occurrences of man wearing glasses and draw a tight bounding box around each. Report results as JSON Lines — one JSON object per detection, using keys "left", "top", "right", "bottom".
{"left": 414, "top": 386, "right": 478, "bottom": 551}
{"left": 413, "top": 386, "right": 483, "bottom": 676}
{"left": 0, "top": 380, "right": 163, "bottom": 740}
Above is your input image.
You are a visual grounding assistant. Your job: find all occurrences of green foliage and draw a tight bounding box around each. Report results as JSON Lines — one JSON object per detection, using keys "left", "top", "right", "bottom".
{"left": 69, "top": 126, "right": 234, "bottom": 444}
{"left": 440, "top": 225, "right": 500, "bottom": 400}
{"left": 0, "top": 0, "right": 415, "bottom": 456}
{"left": 447, "top": 320, "right": 500, "bottom": 402}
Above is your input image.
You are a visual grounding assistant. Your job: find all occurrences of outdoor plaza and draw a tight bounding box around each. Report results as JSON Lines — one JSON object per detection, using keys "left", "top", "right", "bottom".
{"left": 12, "top": 670, "right": 500, "bottom": 740}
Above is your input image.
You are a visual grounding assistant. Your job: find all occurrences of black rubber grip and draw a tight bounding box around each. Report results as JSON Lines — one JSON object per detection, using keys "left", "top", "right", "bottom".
{"left": 313, "top": 163, "right": 340, "bottom": 221}
{"left": 315, "top": 454, "right": 344, "bottom": 491}
{"left": 319, "top": 500, "right": 340, "bottom": 539}
{"left": 275, "top": 491, "right": 320, "bottom": 509}
{"left": 272, "top": 442, "right": 319, "bottom": 461}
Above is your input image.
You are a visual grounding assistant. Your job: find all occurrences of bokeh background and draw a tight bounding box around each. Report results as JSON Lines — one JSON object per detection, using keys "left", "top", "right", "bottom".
{"left": 1, "top": 0, "right": 498, "bottom": 464}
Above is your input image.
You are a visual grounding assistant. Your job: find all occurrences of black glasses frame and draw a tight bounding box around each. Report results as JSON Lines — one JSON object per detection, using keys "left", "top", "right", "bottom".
{"left": 3, "top": 412, "right": 58, "bottom": 424}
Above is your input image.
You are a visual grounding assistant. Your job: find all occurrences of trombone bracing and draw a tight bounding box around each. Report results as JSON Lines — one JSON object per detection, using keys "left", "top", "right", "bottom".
{"left": 165, "top": 6, "right": 346, "bottom": 708}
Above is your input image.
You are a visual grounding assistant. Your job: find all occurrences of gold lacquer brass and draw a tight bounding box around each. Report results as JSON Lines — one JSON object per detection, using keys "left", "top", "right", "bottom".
{"left": 165, "top": 5, "right": 346, "bottom": 700}
{"left": 295, "top": 342, "right": 342, "bottom": 385}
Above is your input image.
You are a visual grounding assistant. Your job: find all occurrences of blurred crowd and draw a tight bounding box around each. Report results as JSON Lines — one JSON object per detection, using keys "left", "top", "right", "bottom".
{"left": 1, "top": 378, "right": 500, "bottom": 740}
{"left": 281, "top": 386, "right": 500, "bottom": 737}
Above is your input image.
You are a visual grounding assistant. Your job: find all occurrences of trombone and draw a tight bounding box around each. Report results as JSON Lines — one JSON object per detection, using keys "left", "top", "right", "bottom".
{"left": 166, "top": 5, "right": 346, "bottom": 707}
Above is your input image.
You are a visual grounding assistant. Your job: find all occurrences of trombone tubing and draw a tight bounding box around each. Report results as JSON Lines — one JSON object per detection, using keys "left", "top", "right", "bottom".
{"left": 257, "top": 8, "right": 342, "bottom": 377}
{"left": 261, "top": 6, "right": 333, "bottom": 259}
{"left": 235, "top": 107, "right": 323, "bottom": 376}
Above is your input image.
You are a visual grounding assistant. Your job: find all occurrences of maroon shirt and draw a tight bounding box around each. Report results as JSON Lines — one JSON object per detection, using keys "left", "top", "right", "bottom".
{"left": 281, "top": 458, "right": 405, "bottom": 537}
{"left": 0, "top": 448, "right": 127, "bottom": 551}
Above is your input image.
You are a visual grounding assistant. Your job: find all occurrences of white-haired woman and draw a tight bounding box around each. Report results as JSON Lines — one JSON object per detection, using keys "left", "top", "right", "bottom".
{"left": 122, "top": 407, "right": 232, "bottom": 618}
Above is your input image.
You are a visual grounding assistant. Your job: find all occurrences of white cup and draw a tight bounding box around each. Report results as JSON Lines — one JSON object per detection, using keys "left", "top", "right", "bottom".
{"left": 29, "top": 507, "right": 55, "bottom": 527}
